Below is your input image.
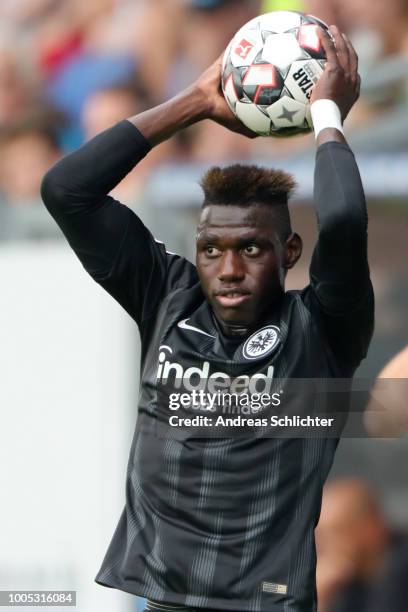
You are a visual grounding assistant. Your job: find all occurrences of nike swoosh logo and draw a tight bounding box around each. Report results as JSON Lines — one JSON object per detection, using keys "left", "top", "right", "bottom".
{"left": 177, "top": 318, "right": 216, "bottom": 339}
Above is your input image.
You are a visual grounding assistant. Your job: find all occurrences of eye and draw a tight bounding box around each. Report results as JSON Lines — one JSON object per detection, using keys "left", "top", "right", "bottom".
{"left": 244, "top": 244, "right": 261, "bottom": 256}
{"left": 205, "top": 246, "right": 221, "bottom": 258}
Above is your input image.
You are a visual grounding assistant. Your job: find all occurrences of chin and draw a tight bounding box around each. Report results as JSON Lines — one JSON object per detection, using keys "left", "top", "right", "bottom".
{"left": 217, "top": 307, "right": 256, "bottom": 327}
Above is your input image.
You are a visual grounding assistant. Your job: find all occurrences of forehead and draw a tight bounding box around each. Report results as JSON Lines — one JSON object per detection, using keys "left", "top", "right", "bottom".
{"left": 198, "top": 204, "right": 275, "bottom": 232}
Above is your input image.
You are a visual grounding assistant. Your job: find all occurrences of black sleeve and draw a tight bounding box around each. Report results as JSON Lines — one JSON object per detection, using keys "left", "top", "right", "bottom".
{"left": 41, "top": 120, "right": 196, "bottom": 326}
{"left": 308, "top": 141, "right": 374, "bottom": 367}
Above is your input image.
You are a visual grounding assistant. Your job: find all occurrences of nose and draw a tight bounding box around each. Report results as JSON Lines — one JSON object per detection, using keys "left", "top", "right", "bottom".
{"left": 217, "top": 251, "right": 245, "bottom": 283}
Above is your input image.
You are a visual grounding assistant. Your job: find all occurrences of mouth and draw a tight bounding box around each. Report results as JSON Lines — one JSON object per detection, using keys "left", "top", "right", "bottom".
{"left": 214, "top": 290, "right": 251, "bottom": 308}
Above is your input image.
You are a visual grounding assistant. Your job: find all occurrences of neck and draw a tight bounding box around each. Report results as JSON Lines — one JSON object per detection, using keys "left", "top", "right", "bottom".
{"left": 217, "top": 320, "right": 251, "bottom": 338}
{"left": 212, "top": 312, "right": 268, "bottom": 339}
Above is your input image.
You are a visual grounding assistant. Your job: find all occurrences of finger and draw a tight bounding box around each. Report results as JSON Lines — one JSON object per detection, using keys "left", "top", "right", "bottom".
{"left": 343, "top": 32, "right": 359, "bottom": 76}
{"left": 317, "top": 26, "right": 338, "bottom": 65}
{"left": 329, "top": 25, "right": 350, "bottom": 73}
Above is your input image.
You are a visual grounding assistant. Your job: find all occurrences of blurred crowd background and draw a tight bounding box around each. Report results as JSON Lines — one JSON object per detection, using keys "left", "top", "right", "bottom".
{"left": 0, "top": 1, "right": 407, "bottom": 612}
{"left": 1, "top": 0, "right": 408, "bottom": 239}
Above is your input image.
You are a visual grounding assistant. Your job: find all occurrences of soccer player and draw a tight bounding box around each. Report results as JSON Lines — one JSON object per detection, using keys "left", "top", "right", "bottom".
{"left": 41, "top": 26, "right": 373, "bottom": 612}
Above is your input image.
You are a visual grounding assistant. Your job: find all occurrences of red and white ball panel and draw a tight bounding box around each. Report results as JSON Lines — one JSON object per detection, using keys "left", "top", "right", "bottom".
{"left": 242, "top": 64, "right": 278, "bottom": 87}
{"left": 297, "top": 24, "right": 322, "bottom": 55}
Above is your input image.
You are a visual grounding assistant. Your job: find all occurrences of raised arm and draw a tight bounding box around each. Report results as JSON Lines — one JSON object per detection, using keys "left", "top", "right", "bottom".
{"left": 41, "top": 58, "right": 253, "bottom": 323}
{"left": 310, "top": 138, "right": 369, "bottom": 313}
{"left": 308, "top": 27, "right": 374, "bottom": 365}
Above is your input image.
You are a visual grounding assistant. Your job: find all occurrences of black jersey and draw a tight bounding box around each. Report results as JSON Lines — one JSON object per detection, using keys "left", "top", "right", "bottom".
{"left": 41, "top": 120, "right": 374, "bottom": 612}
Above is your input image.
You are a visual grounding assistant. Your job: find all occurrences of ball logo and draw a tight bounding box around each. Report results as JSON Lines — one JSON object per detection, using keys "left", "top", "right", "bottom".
{"left": 235, "top": 38, "right": 254, "bottom": 60}
{"left": 243, "top": 326, "right": 280, "bottom": 360}
{"left": 298, "top": 24, "right": 321, "bottom": 53}
{"left": 292, "top": 65, "right": 316, "bottom": 99}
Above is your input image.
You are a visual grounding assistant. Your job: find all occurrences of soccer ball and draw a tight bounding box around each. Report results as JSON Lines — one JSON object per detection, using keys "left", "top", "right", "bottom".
{"left": 221, "top": 11, "right": 329, "bottom": 137}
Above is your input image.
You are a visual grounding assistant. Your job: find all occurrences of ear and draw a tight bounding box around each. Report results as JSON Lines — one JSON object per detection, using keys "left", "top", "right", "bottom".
{"left": 283, "top": 232, "right": 302, "bottom": 269}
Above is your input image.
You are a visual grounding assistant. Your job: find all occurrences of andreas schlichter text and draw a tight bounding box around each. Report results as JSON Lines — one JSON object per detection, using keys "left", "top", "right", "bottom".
{"left": 168, "top": 415, "right": 335, "bottom": 427}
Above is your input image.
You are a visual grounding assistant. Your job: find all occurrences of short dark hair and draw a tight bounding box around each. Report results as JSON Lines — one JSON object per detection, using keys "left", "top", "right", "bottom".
{"left": 200, "top": 164, "right": 296, "bottom": 238}
{"left": 0, "top": 111, "right": 62, "bottom": 151}
{"left": 200, "top": 164, "right": 296, "bottom": 206}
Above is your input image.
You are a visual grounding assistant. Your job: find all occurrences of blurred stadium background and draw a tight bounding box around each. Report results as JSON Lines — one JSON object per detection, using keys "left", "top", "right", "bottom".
{"left": 0, "top": 1, "right": 407, "bottom": 611}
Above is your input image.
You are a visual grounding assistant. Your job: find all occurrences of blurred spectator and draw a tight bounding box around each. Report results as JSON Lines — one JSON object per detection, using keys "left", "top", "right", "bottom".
{"left": 306, "top": 2, "right": 338, "bottom": 28}
{"left": 316, "top": 478, "right": 408, "bottom": 612}
{"left": 0, "top": 113, "right": 62, "bottom": 240}
{"left": 170, "top": 0, "right": 261, "bottom": 95}
{"left": 35, "top": 1, "right": 139, "bottom": 148}
{"left": 0, "top": 115, "right": 60, "bottom": 202}
{"left": 82, "top": 82, "right": 149, "bottom": 141}
{"left": 306, "top": 0, "right": 408, "bottom": 57}
{"left": 306, "top": 0, "right": 408, "bottom": 131}
{"left": 162, "top": 0, "right": 261, "bottom": 162}
{"left": 0, "top": 0, "right": 406, "bottom": 238}
{"left": 0, "top": 0, "right": 61, "bottom": 25}
{"left": 364, "top": 345, "right": 408, "bottom": 437}
{"left": 133, "top": 0, "right": 186, "bottom": 104}
{"left": 332, "top": 0, "right": 408, "bottom": 56}
{"left": 188, "top": 120, "right": 255, "bottom": 162}
{"left": 46, "top": 52, "right": 136, "bottom": 146}
{"left": 81, "top": 81, "right": 177, "bottom": 202}
{"left": 0, "top": 33, "right": 38, "bottom": 127}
